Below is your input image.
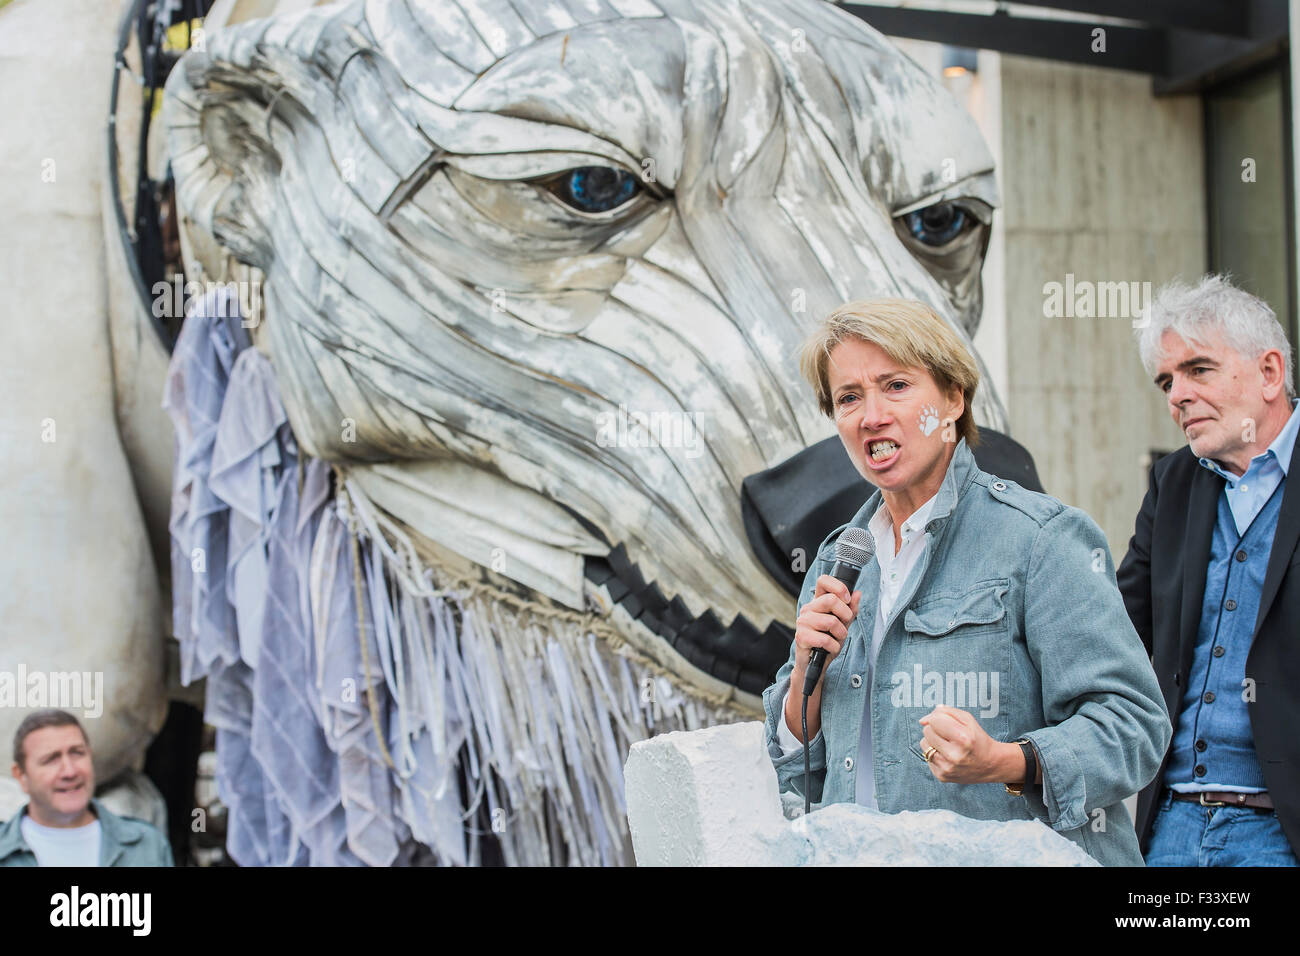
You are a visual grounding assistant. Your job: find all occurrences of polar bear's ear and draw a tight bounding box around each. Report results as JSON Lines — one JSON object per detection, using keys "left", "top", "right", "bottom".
{"left": 160, "top": 5, "right": 443, "bottom": 279}
{"left": 161, "top": 43, "right": 284, "bottom": 274}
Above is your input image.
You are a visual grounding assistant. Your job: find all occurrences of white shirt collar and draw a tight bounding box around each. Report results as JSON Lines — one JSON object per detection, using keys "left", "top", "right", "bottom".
{"left": 1197, "top": 398, "right": 1300, "bottom": 483}
{"left": 868, "top": 492, "right": 941, "bottom": 553}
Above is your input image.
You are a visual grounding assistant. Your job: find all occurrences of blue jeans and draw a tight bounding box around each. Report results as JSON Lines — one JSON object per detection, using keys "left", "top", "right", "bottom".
{"left": 1145, "top": 788, "right": 1299, "bottom": 866}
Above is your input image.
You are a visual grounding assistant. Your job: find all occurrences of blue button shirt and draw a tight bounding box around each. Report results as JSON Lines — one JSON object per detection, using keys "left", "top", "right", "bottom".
{"left": 1196, "top": 399, "right": 1300, "bottom": 533}
{"left": 1167, "top": 399, "right": 1300, "bottom": 793}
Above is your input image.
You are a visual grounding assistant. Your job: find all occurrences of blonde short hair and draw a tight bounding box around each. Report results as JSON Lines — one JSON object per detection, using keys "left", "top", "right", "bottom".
{"left": 799, "top": 298, "right": 981, "bottom": 447}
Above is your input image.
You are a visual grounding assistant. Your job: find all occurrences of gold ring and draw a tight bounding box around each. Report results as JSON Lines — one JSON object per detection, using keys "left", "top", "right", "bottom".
{"left": 922, "top": 746, "right": 937, "bottom": 763}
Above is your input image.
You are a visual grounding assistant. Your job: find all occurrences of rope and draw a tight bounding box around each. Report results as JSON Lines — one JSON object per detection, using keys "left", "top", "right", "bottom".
{"left": 339, "top": 476, "right": 397, "bottom": 772}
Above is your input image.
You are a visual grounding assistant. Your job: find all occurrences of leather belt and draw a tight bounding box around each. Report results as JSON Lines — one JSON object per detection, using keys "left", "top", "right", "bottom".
{"left": 1171, "top": 790, "right": 1274, "bottom": 810}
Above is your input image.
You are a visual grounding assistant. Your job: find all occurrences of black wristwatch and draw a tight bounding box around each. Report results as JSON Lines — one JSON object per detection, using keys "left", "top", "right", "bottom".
{"left": 1004, "top": 738, "right": 1037, "bottom": 796}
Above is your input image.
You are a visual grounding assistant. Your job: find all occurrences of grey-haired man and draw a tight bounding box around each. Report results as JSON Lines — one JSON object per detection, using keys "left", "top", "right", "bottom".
{"left": 1119, "top": 274, "right": 1300, "bottom": 866}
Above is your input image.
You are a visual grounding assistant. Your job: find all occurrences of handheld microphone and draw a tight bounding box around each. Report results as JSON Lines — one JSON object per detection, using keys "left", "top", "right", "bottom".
{"left": 801, "top": 527, "right": 874, "bottom": 697}
{"left": 797, "top": 526, "right": 873, "bottom": 818}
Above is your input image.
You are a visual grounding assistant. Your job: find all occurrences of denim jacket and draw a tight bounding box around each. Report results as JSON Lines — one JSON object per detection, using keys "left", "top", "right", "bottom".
{"left": 0, "top": 799, "right": 174, "bottom": 867}
{"left": 762, "top": 438, "right": 1172, "bottom": 866}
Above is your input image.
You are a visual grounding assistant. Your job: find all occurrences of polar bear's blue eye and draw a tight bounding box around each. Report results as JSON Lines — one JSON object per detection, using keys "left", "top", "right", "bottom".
{"left": 901, "top": 202, "right": 970, "bottom": 246}
{"left": 549, "top": 166, "right": 641, "bottom": 213}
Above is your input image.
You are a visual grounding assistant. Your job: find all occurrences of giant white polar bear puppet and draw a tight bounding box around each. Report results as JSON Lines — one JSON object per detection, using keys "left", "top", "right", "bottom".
{"left": 3, "top": 0, "right": 1012, "bottom": 865}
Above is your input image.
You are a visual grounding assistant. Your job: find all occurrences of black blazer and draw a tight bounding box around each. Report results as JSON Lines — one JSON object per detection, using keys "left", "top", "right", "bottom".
{"left": 1116, "top": 439, "right": 1300, "bottom": 857}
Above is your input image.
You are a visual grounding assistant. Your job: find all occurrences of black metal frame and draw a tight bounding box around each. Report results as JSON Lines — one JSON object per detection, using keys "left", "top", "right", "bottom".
{"left": 108, "top": 0, "right": 214, "bottom": 354}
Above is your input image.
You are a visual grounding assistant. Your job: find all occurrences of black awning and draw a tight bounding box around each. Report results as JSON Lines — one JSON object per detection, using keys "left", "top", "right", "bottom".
{"left": 838, "top": 1, "right": 1288, "bottom": 95}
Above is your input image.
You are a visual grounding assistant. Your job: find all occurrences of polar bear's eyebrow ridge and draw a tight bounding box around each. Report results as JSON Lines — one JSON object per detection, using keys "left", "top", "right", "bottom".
{"left": 450, "top": 17, "right": 691, "bottom": 192}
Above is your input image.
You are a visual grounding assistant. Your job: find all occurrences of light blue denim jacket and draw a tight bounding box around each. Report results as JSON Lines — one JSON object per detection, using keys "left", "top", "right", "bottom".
{"left": 0, "top": 799, "right": 173, "bottom": 867}
{"left": 762, "top": 438, "right": 1172, "bottom": 866}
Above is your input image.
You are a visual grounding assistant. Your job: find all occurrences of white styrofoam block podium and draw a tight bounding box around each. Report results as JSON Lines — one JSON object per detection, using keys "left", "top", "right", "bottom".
{"left": 624, "top": 721, "right": 1099, "bottom": 866}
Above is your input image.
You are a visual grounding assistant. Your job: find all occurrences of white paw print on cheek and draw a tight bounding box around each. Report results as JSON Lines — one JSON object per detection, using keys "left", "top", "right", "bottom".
{"left": 918, "top": 404, "right": 939, "bottom": 436}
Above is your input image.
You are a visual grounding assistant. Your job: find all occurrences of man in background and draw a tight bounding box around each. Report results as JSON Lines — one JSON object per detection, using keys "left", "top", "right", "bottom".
{"left": 1, "top": 709, "right": 173, "bottom": 866}
{"left": 1120, "top": 274, "right": 1300, "bottom": 866}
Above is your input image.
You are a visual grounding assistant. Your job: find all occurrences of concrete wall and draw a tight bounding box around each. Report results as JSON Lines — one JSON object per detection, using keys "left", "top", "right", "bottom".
{"left": 996, "top": 56, "right": 1205, "bottom": 557}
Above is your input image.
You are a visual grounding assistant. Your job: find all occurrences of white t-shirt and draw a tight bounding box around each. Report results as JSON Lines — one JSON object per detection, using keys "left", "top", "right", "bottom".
{"left": 21, "top": 813, "right": 102, "bottom": 867}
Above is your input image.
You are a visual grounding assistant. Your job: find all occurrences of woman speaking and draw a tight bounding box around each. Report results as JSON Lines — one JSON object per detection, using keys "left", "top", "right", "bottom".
{"left": 763, "top": 299, "right": 1171, "bottom": 866}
